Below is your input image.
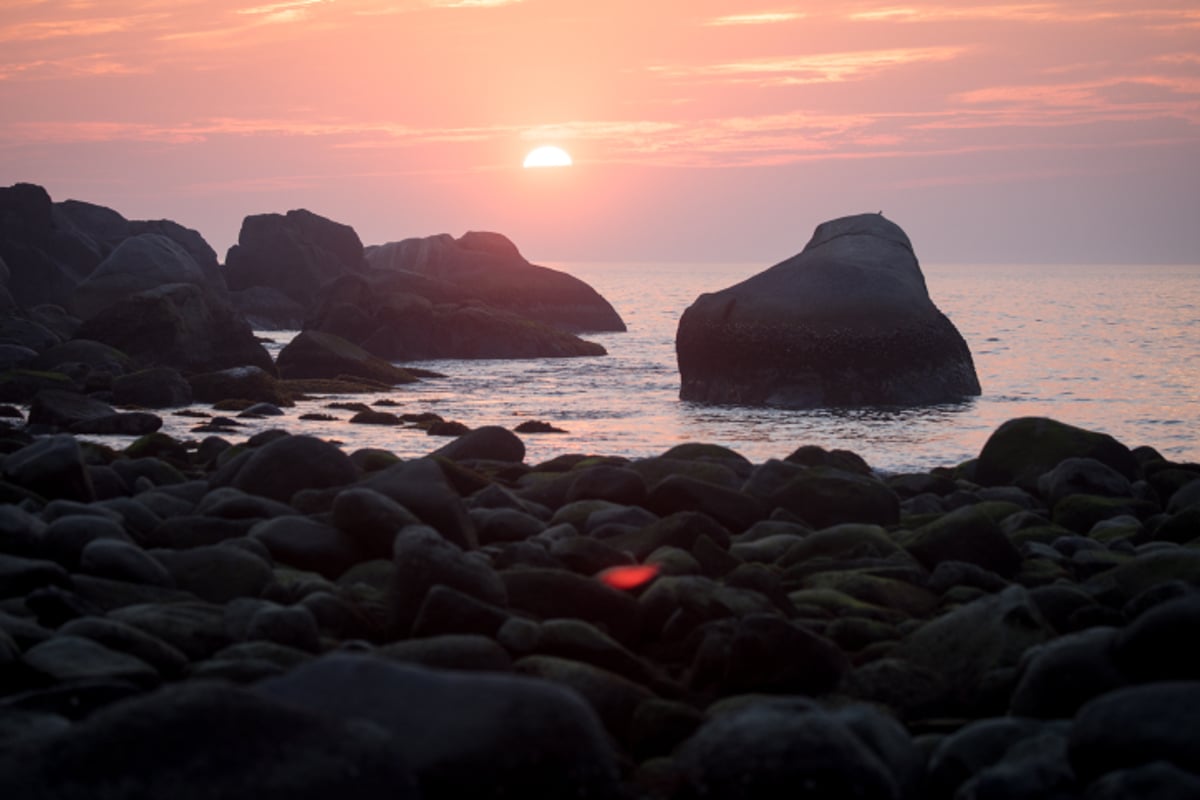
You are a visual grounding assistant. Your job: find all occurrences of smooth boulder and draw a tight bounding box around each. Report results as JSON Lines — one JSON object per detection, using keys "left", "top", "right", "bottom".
{"left": 675, "top": 213, "right": 980, "bottom": 407}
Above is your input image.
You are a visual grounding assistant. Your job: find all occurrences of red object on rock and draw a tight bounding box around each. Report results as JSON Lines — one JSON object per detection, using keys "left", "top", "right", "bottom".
{"left": 597, "top": 564, "right": 660, "bottom": 590}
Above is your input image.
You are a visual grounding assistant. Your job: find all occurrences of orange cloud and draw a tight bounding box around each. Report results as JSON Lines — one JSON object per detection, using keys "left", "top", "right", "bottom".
{"left": 652, "top": 46, "right": 967, "bottom": 86}
{"left": 705, "top": 12, "right": 807, "bottom": 26}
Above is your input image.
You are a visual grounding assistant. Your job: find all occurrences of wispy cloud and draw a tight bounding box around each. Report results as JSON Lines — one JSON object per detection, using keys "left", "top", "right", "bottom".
{"left": 705, "top": 12, "right": 806, "bottom": 26}
{"left": 0, "top": 14, "right": 161, "bottom": 42}
{"left": 653, "top": 46, "right": 967, "bottom": 86}
{"left": 848, "top": 4, "right": 1200, "bottom": 26}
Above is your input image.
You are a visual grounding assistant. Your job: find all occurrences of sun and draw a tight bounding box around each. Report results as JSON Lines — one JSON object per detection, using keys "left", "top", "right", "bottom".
{"left": 523, "top": 145, "right": 573, "bottom": 168}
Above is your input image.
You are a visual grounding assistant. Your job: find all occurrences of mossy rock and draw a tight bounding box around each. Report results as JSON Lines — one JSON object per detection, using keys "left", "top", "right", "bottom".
{"left": 349, "top": 448, "right": 402, "bottom": 472}
{"left": 768, "top": 467, "right": 900, "bottom": 529}
{"left": 798, "top": 570, "right": 938, "bottom": 618}
{"left": 785, "top": 587, "right": 907, "bottom": 624}
{"left": 125, "top": 432, "right": 191, "bottom": 465}
{"left": 976, "top": 417, "right": 1138, "bottom": 491}
{"left": 658, "top": 443, "right": 751, "bottom": 468}
{"left": 277, "top": 330, "right": 418, "bottom": 385}
{"left": 0, "top": 369, "right": 76, "bottom": 403}
{"left": 900, "top": 505, "right": 1023, "bottom": 579}
{"left": 1007, "top": 524, "right": 1075, "bottom": 547}
{"left": 628, "top": 457, "right": 741, "bottom": 490}
{"left": 189, "top": 366, "right": 291, "bottom": 407}
{"left": 1051, "top": 495, "right": 1157, "bottom": 535}
{"left": 778, "top": 523, "right": 905, "bottom": 567}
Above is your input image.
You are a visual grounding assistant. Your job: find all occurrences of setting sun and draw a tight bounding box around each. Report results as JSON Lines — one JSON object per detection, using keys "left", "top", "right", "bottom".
{"left": 523, "top": 145, "right": 573, "bottom": 168}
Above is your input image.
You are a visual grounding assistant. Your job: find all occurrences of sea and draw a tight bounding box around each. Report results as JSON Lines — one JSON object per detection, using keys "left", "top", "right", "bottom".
{"left": 150, "top": 262, "right": 1199, "bottom": 475}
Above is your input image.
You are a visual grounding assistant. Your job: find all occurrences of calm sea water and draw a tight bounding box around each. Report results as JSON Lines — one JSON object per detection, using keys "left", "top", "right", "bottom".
{"left": 151, "top": 262, "right": 1198, "bottom": 474}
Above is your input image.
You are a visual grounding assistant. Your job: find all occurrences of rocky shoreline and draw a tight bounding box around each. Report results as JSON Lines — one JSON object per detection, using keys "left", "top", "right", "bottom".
{"left": 1, "top": 414, "right": 1198, "bottom": 798}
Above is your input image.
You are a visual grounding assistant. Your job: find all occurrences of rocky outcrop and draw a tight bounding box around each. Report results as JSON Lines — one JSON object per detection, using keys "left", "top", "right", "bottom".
{"left": 70, "top": 235, "right": 210, "bottom": 320}
{"left": 366, "top": 232, "right": 625, "bottom": 333}
{"left": 676, "top": 213, "right": 981, "bottom": 408}
{"left": 1, "top": 184, "right": 222, "bottom": 310}
{"left": 75, "top": 283, "right": 273, "bottom": 375}
{"left": 224, "top": 209, "right": 365, "bottom": 317}
{"left": 306, "top": 274, "right": 607, "bottom": 360}
{"left": 276, "top": 330, "right": 418, "bottom": 385}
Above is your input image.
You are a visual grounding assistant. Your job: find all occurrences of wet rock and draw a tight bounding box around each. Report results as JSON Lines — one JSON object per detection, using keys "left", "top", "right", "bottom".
{"left": 277, "top": 329, "right": 417, "bottom": 385}
{"left": 645, "top": 473, "right": 766, "bottom": 533}
{"left": 78, "top": 538, "right": 174, "bottom": 587}
{"left": 379, "top": 633, "right": 512, "bottom": 672}
{"left": 1084, "top": 760, "right": 1200, "bottom": 800}
{"left": 430, "top": 425, "right": 525, "bottom": 463}
{"left": 676, "top": 213, "right": 979, "bottom": 408}
{"left": 57, "top": 616, "right": 189, "bottom": 678}
{"left": 674, "top": 698, "right": 905, "bottom": 800}
{"left": 501, "top": 567, "right": 640, "bottom": 644}
{"left": 513, "top": 654, "right": 654, "bottom": 739}
{"left": 1, "top": 434, "right": 93, "bottom": 501}
{"left": 1068, "top": 681, "right": 1200, "bottom": 785}
{"left": 0, "top": 681, "right": 419, "bottom": 800}
{"left": 359, "top": 458, "right": 476, "bottom": 550}
{"left": 150, "top": 544, "right": 273, "bottom": 604}
{"left": 77, "top": 282, "right": 274, "bottom": 374}
{"left": 1113, "top": 594, "right": 1200, "bottom": 681}
{"left": 0, "top": 553, "right": 71, "bottom": 598}
{"left": 893, "top": 585, "right": 1056, "bottom": 716}
{"left": 110, "top": 367, "right": 193, "bottom": 408}
{"left": 1009, "top": 626, "right": 1127, "bottom": 718}
{"left": 225, "top": 434, "right": 358, "bottom": 503}
{"left": 255, "top": 653, "right": 621, "bottom": 799}
{"left": 769, "top": 467, "right": 900, "bottom": 528}
{"left": 976, "top": 417, "right": 1138, "bottom": 491}
{"left": 22, "top": 635, "right": 159, "bottom": 687}
{"left": 390, "top": 525, "right": 506, "bottom": 637}
{"left": 901, "top": 505, "right": 1023, "bottom": 578}
{"left": 688, "top": 613, "right": 848, "bottom": 696}
{"left": 251, "top": 516, "right": 364, "bottom": 580}
{"left": 330, "top": 486, "right": 422, "bottom": 560}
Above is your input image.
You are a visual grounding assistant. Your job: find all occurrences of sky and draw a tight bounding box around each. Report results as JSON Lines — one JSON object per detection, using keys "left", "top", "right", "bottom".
{"left": 2, "top": 0, "right": 1198, "bottom": 266}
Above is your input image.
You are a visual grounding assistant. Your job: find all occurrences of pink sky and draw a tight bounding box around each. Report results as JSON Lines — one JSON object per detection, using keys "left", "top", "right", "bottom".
{"left": 2, "top": 0, "right": 1198, "bottom": 264}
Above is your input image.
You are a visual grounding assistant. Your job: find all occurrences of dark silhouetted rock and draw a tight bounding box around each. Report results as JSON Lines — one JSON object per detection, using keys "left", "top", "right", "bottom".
{"left": 226, "top": 434, "right": 358, "bottom": 503}
{"left": 257, "top": 654, "right": 620, "bottom": 799}
{"left": 674, "top": 699, "right": 905, "bottom": 800}
{"left": 1068, "top": 681, "right": 1200, "bottom": 785}
{"left": 676, "top": 213, "right": 979, "bottom": 407}
{"left": 70, "top": 234, "right": 208, "bottom": 320}
{"left": 430, "top": 425, "right": 525, "bottom": 463}
{"left": 366, "top": 231, "right": 625, "bottom": 332}
{"left": 224, "top": 209, "right": 365, "bottom": 314}
{"left": 27, "top": 389, "right": 161, "bottom": 436}
{"left": 276, "top": 329, "right": 417, "bottom": 385}
{"left": 111, "top": 367, "right": 193, "bottom": 408}
{"left": 976, "top": 417, "right": 1138, "bottom": 490}
{"left": 75, "top": 283, "right": 273, "bottom": 374}
{"left": 0, "top": 682, "right": 419, "bottom": 800}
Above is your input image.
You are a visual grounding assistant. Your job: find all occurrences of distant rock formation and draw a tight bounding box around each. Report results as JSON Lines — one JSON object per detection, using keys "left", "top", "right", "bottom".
{"left": 305, "top": 273, "right": 606, "bottom": 360}
{"left": 0, "top": 183, "right": 222, "bottom": 309}
{"left": 366, "top": 232, "right": 626, "bottom": 333}
{"left": 675, "top": 213, "right": 981, "bottom": 408}
{"left": 224, "top": 209, "right": 365, "bottom": 320}
{"left": 0, "top": 183, "right": 272, "bottom": 394}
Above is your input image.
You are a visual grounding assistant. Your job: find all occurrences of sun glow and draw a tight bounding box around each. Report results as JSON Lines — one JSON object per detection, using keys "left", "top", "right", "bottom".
{"left": 523, "top": 145, "right": 573, "bottom": 168}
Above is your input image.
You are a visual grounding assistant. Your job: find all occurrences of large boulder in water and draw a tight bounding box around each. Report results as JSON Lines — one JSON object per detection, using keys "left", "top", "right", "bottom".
{"left": 365, "top": 231, "right": 625, "bottom": 333}
{"left": 675, "top": 214, "right": 980, "bottom": 408}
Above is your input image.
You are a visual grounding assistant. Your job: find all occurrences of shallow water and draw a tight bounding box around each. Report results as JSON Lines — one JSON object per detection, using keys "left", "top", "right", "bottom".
{"left": 100, "top": 262, "right": 1200, "bottom": 473}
